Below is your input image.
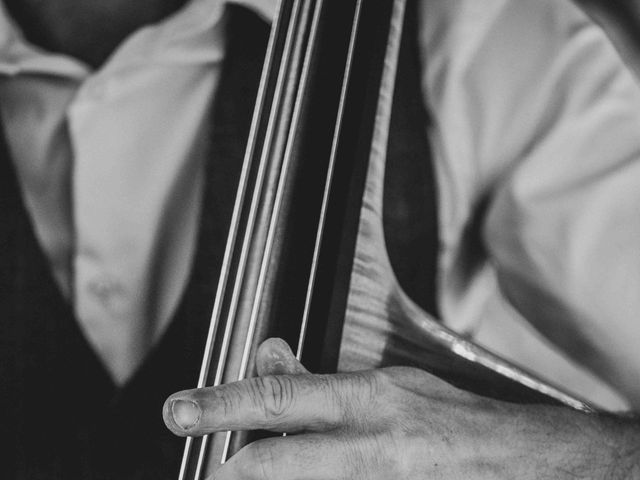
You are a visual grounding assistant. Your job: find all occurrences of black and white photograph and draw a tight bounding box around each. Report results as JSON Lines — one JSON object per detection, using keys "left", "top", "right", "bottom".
{"left": 1, "top": 0, "right": 639, "bottom": 478}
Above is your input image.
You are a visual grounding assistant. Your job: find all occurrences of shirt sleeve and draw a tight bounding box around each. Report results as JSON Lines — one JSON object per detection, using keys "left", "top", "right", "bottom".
{"left": 468, "top": 0, "right": 640, "bottom": 406}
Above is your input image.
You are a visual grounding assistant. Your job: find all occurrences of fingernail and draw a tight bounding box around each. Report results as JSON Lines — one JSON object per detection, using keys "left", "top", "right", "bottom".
{"left": 171, "top": 399, "right": 201, "bottom": 430}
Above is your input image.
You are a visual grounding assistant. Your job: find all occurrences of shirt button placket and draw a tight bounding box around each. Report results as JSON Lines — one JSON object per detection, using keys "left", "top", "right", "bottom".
{"left": 86, "top": 276, "right": 124, "bottom": 312}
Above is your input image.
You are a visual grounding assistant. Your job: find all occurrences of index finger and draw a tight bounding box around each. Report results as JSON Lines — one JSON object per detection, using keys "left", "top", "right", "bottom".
{"left": 163, "top": 371, "right": 379, "bottom": 437}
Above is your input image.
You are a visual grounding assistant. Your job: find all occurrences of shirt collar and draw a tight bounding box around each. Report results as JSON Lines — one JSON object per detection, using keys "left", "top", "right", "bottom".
{"left": 0, "top": 0, "right": 277, "bottom": 79}
{"left": 111, "top": 0, "right": 277, "bottom": 68}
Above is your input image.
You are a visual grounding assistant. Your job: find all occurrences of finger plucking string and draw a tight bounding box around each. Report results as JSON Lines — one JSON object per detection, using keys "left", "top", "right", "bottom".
{"left": 256, "top": 338, "right": 310, "bottom": 376}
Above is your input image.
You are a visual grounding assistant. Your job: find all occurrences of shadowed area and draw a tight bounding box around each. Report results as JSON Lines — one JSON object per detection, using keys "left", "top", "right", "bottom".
{"left": 3, "top": 0, "right": 190, "bottom": 68}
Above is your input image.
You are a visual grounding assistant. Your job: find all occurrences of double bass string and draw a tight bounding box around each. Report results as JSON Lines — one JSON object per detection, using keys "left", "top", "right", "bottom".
{"left": 178, "top": 0, "right": 304, "bottom": 477}
{"left": 212, "top": 0, "right": 313, "bottom": 467}
{"left": 204, "top": 0, "right": 307, "bottom": 471}
{"left": 180, "top": 0, "right": 399, "bottom": 477}
{"left": 220, "top": 0, "right": 326, "bottom": 461}
{"left": 231, "top": 0, "right": 321, "bottom": 398}
{"left": 218, "top": 0, "right": 317, "bottom": 463}
{"left": 296, "top": 0, "right": 364, "bottom": 363}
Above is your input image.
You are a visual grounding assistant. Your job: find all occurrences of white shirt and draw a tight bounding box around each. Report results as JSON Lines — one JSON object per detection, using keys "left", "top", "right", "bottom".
{"left": 1, "top": 0, "right": 639, "bottom": 411}
{"left": 422, "top": 0, "right": 640, "bottom": 411}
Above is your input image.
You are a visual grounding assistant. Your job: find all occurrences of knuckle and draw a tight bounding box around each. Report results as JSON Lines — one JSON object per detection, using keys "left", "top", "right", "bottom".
{"left": 341, "top": 430, "right": 409, "bottom": 480}
{"left": 251, "top": 375, "right": 295, "bottom": 422}
{"left": 326, "top": 371, "right": 381, "bottom": 428}
{"left": 369, "top": 369, "right": 411, "bottom": 426}
{"left": 353, "top": 371, "right": 382, "bottom": 410}
{"left": 341, "top": 433, "right": 389, "bottom": 480}
{"left": 367, "top": 368, "right": 389, "bottom": 395}
{"left": 341, "top": 437, "right": 364, "bottom": 479}
{"left": 217, "top": 383, "right": 244, "bottom": 419}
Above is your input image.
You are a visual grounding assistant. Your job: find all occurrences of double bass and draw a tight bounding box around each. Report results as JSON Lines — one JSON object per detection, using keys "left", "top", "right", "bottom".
{"left": 178, "top": 0, "right": 593, "bottom": 478}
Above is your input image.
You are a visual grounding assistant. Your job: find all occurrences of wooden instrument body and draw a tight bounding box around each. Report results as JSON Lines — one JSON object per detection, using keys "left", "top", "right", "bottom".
{"left": 179, "top": 1, "right": 594, "bottom": 478}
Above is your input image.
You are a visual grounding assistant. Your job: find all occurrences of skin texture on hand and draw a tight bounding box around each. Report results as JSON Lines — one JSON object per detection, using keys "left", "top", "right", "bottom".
{"left": 164, "top": 338, "right": 640, "bottom": 480}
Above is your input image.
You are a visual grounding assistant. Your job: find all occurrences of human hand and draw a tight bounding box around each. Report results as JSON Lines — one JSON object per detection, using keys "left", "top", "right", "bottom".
{"left": 163, "top": 338, "right": 633, "bottom": 479}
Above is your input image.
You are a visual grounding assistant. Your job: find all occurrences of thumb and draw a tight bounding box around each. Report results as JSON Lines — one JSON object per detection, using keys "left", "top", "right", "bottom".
{"left": 256, "top": 338, "right": 310, "bottom": 376}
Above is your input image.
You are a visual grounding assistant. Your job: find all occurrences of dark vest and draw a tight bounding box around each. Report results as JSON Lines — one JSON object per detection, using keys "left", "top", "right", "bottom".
{"left": 0, "top": 4, "right": 437, "bottom": 479}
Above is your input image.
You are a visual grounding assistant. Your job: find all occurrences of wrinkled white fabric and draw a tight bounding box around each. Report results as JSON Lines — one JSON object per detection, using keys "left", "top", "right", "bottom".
{"left": 420, "top": 0, "right": 640, "bottom": 410}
